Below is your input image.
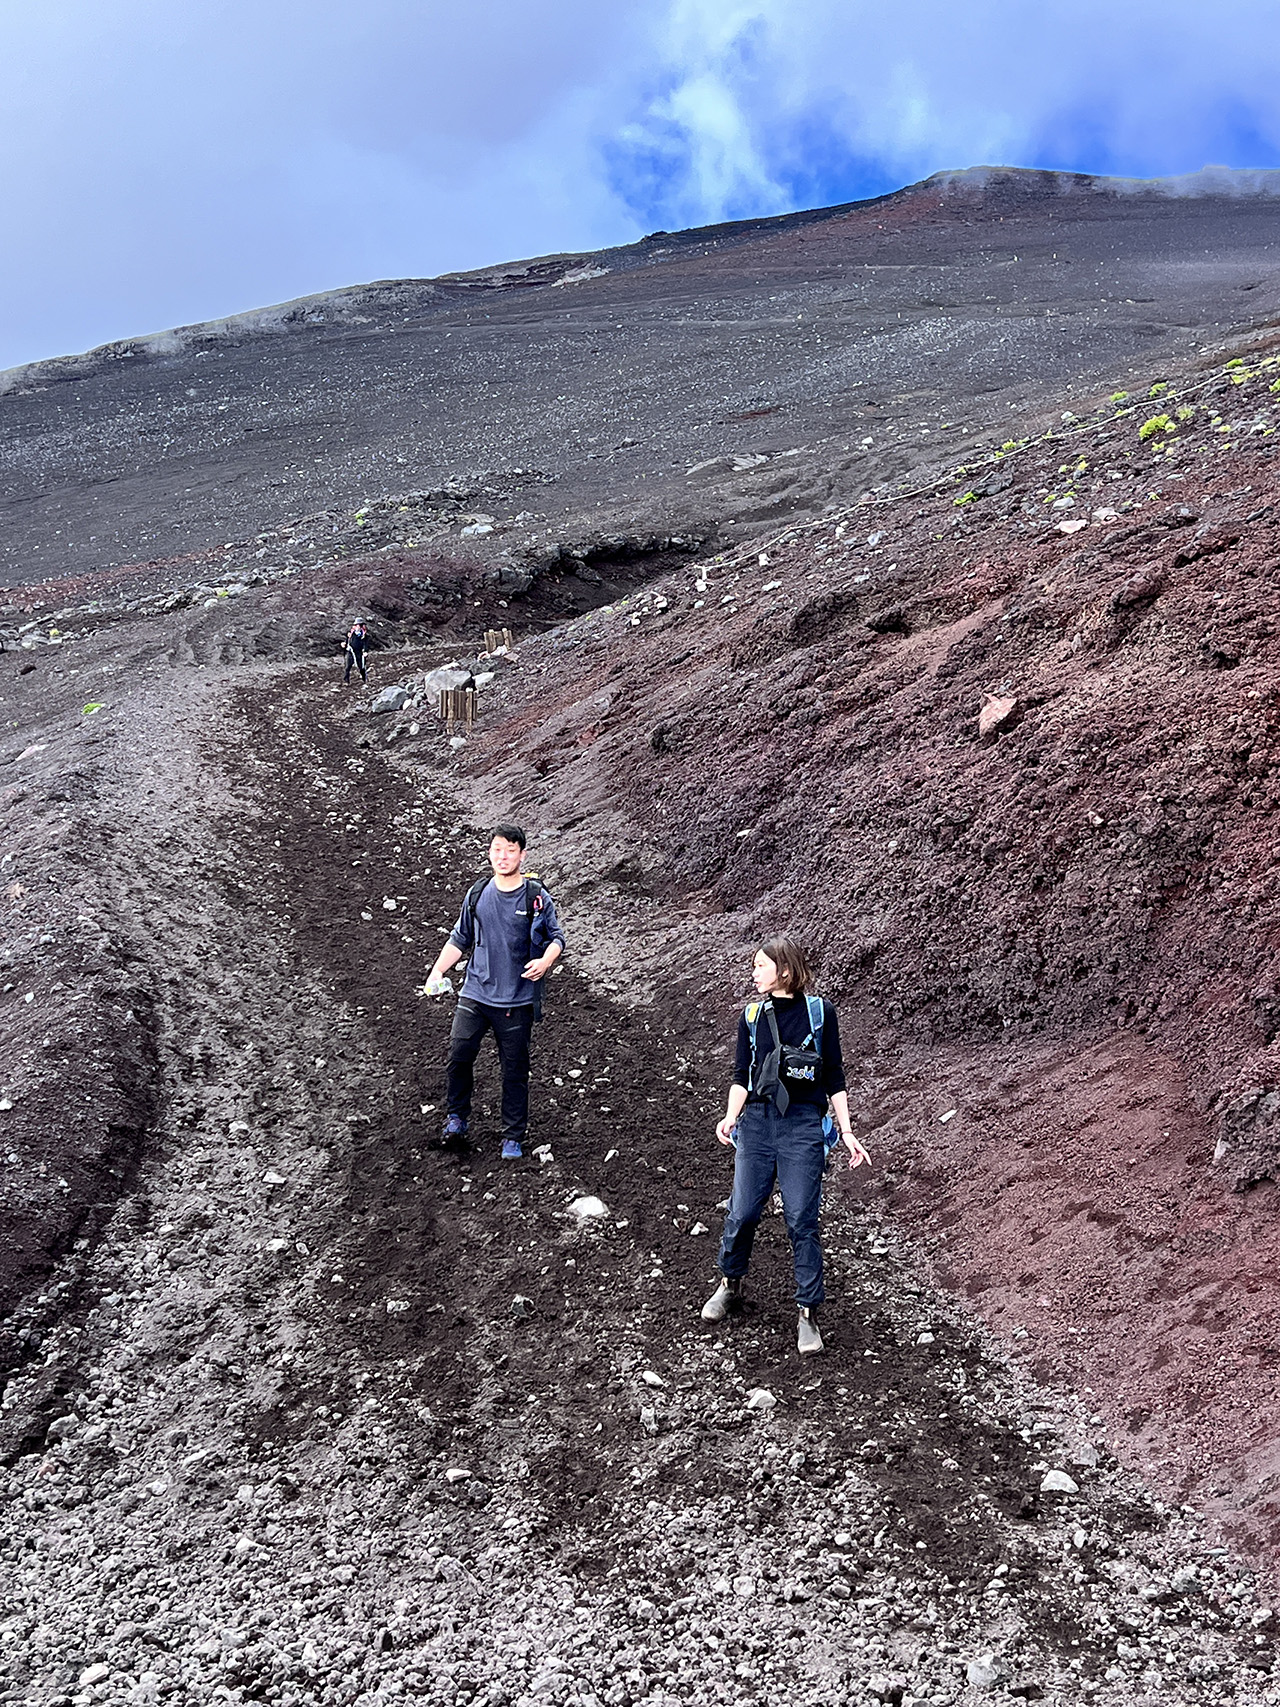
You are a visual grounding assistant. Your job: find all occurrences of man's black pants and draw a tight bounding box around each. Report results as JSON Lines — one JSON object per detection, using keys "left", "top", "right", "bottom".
{"left": 344, "top": 646, "right": 367, "bottom": 683}
{"left": 446, "top": 999, "right": 535, "bottom": 1142}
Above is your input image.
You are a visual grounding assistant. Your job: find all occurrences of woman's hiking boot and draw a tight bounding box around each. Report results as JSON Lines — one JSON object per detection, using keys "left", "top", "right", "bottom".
{"left": 700, "top": 1276, "right": 744, "bottom": 1323}
{"left": 797, "top": 1306, "right": 824, "bottom": 1356}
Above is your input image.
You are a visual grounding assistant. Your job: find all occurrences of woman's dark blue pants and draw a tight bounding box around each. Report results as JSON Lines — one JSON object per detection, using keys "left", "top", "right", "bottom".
{"left": 716, "top": 1101, "right": 825, "bottom": 1307}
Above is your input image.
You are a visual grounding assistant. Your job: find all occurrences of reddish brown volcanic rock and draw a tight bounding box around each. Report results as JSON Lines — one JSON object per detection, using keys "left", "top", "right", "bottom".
{"left": 463, "top": 334, "right": 1280, "bottom": 1560}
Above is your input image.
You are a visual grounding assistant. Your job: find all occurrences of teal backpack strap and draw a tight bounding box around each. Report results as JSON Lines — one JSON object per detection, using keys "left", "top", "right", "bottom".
{"left": 808, "top": 994, "right": 838, "bottom": 1153}
{"left": 804, "top": 993, "right": 824, "bottom": 1049}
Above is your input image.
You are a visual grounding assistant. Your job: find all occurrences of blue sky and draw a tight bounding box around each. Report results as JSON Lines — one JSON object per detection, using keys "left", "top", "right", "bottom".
{"left": 3, "top": 0, "right": 1280, "bottom": 370}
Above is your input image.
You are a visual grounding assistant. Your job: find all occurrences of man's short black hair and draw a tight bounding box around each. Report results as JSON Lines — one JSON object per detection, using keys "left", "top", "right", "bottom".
{"left": 490, "top": 822, "right": 527, "bottom": 849}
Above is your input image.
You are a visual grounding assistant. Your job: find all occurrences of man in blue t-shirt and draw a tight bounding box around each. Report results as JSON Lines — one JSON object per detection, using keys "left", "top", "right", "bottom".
{"left": 424, "top": 823, "right": 565, "bottom": 1159}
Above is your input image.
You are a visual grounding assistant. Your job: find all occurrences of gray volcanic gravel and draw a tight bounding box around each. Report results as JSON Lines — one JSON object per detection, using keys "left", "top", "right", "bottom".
{"left": 0, "top": 603, "right": 1275, "bottom": 1706}
{"left": 6, "top": 168, "right": 1280, "bottom": 588}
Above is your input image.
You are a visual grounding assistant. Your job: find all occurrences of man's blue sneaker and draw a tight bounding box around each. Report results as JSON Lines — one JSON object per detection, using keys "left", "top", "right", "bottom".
{"left": 441, "top": 1114, "right": 469, "bottom": 1145}
{"left": 501, "top": 1139, "right": 524, "bottom": 1161}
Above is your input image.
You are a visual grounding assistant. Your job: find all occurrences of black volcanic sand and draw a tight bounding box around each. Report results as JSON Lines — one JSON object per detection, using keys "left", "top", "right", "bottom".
{"left": 6, "top": 167, "right": 1280, "bottom": 588}
{"left": 0, "top": 624, "right": 1272, "bottom": 1706}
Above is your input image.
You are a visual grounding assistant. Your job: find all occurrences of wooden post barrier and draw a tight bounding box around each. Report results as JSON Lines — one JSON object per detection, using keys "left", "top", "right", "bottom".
{"left": 438, "top": 687, "right": 477, "bottom": 731}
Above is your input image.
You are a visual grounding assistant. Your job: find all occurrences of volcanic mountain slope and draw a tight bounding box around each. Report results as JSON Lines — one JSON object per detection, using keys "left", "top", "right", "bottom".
{"left": 7, "top": 172, "right": 1280, "bottom": 1705}
{"left": 5, "top": 166, "right": 1280, "bottom": 588}
{"left": 460, "top": 329, "right": 1280, "bottom": 1566}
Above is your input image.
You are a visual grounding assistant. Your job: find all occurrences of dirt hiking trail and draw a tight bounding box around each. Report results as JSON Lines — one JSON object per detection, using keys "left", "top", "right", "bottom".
{"left": 1, "top": 618, "right": 1277, "bottom": 1706}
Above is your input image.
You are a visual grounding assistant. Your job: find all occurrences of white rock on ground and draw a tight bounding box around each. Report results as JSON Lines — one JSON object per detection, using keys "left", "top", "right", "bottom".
{"left": 569, "top": 1194, "right": 608, "bottom": 1219}
{"left": 1041, "top": 1469, "right": 1081, "bottom": 1493}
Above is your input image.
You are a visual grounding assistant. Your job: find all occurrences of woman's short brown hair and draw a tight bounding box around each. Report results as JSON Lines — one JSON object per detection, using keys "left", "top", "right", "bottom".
{"left": 756, "top": 936, "right": 813, "bottom": 994}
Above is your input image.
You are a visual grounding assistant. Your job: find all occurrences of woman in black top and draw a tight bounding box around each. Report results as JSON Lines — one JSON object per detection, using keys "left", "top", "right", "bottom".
{"left": 344, "top": 621, "right": 369, "bottom": 685}
{"left": 702, "top": 935, "right": 870, "bottom": 1355}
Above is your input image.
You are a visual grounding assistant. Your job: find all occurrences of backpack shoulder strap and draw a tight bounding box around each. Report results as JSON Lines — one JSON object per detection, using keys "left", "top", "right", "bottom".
{"left": 804, "top": 993, "right": 824, "bottom": 1046}
{"left": 748, "top": 997, "right": 782, "bottom": 1051}
{"left": 464, "top": 874, "right": 491, "bottom": 922}
{"left": 745, "top": 1001, "right": 763, "bottom": 1090}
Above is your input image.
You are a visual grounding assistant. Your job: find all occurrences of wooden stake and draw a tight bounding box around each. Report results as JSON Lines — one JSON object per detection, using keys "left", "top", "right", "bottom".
{"left": 439, "top": 685, "right": 480, "bottom": 731}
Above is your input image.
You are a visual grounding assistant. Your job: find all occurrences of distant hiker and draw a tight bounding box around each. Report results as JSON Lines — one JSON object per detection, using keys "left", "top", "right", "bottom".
{"left": 344, "top": 621, "right": 369, "bottom": 685}
{"left": 702, "top": 936, "right": 869, "bottom": 1356}
{"left": 424, "top": 823, "right": 565, "bottom": 1160}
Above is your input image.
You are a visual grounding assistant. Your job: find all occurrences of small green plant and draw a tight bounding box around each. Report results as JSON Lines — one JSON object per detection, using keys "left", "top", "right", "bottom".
{"left": 1226, "top": 357, "right": 1246, "bottom": 368}
{"left": 954, "top": 491, "right": 976, "bottom": 506}
{"left": 1149, "top": 382, "right": 1168, "bottom": 396}
{"left": 1271, "top": 379, "right": 1280, "bottom": 393}
{"left": 1111, "top": 390, "right": 1129, "bottom": 403}
{"left": 1177, "top": 405, "right": 1196, "bottom": 421}
{"left": 1001, "top": 439, "right": 1017, "bottom": 451}
{"left": 1139, "top": 413, "right": 1177, "bottom": 441}
{"left": 1074, "top": 458, "right": 1088, "bottom": 475}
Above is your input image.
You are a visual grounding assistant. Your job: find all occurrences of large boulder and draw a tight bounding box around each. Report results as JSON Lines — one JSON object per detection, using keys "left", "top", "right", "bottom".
{"left": 421, "top": 666, "right": 474, "bottom": 697}
{"left": 370, "top": 685, "right": 409, "bottom": 716}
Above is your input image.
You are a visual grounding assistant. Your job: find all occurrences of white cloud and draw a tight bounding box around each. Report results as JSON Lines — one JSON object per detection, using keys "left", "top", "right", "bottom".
{"left": 612, "top": 0, "right": 1280, "bottom": 224}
